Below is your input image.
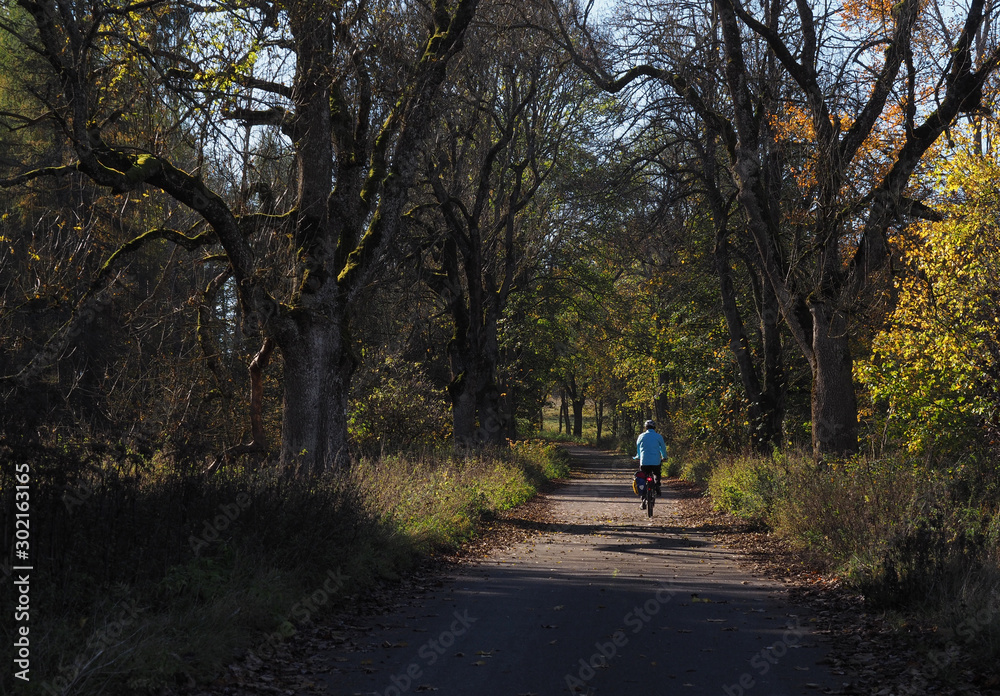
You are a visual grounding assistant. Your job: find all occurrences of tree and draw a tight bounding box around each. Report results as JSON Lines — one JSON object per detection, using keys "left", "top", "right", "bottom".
{"left": 859, "top": 144, "right": 1000, "bottom": 460}
{"left": 618, "top": 62, "right": 789, "bottom": 452}
{"left": 546, "top": 0, "right": 1000, "bottom": 458}
{"left": 714, "top": 0, "right": 1000, "bottom": 458}
{"left": 0, "top": 2, "right": 234, "bottom": 462}
{"left": 415, "top": 1, "right": 599, "bottom": 446}
{"left": 1, "top": 0, "right": 481, "bottom": 473}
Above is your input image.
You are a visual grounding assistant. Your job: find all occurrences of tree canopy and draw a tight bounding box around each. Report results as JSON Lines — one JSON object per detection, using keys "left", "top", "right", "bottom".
{"left": 2, "top": 0, "right": 1000, "bottom": 473}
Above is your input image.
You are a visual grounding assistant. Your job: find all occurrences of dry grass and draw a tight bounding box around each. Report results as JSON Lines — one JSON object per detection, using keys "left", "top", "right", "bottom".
{"left": 0, "top": 441, "right": 568, "bottom": 696}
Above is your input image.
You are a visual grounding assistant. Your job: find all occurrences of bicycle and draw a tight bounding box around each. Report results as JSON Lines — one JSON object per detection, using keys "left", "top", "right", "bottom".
{"left": 633, "top": 469, "right": 657, "bottom": 518}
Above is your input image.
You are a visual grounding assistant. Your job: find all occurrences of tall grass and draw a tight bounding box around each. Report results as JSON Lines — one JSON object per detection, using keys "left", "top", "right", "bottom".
{"left": 361, "top": 440, "right": 569, "bottom": 555}
{"left": 704, "top": 449, "right": 1000, "bottom": 660}
{"left": 0, "top": 440, "right": 569, "bottom": 696}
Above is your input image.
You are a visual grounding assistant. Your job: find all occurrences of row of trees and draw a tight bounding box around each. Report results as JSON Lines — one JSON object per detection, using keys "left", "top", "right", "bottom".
{"left": 2, "top": 0, "right": 999, "bottom": 476}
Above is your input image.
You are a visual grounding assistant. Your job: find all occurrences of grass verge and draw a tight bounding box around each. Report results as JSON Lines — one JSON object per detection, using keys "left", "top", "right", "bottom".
{"left": 0, "top": 440, "right": 569, "bottom": 695}
{"left": 700, "top": 449, "right": 1000, "bottom": 665}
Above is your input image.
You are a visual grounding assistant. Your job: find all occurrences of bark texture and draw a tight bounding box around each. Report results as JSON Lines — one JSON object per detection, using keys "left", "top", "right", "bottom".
{"left": 8, "top": 0, "right": 483, "bottom": 474}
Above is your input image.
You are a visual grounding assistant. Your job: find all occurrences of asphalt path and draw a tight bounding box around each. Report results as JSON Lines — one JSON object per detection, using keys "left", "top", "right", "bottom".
{"left": 320, "top": 446, "right": 843, "bottom": 696}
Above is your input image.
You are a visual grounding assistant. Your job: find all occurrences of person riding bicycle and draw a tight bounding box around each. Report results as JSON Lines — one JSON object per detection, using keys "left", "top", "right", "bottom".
{"left": 633, "top": 420, "right": 666, "bottom": 508}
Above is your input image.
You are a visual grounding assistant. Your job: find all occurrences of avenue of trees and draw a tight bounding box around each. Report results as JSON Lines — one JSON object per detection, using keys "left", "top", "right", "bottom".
{"left": 3, "top": 1, "right": 1000, "bottom": 691}
{"left": 1, "top": 0, "right": 999, "bottom": 474}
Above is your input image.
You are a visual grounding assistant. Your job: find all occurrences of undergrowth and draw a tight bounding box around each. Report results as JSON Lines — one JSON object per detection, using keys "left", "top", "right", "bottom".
{"left": 702, "top": 449, "right": 1000, "bottom": 663}
{"left": 0, "top": 440, "right": 569, "bottom": 696}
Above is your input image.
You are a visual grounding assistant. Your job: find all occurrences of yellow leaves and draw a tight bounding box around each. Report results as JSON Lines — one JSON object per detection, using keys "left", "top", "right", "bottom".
{"left": 769, "top": 104, "right": 815, "bottom": 143}
{"left": 770, "top": 106, "right": 819, "bottom": 194}
{"left": 858, "top": 144, "right": 1000, "bottom": 456}
{"left": 840, "top": 0, "right": 898, "bottom": 29}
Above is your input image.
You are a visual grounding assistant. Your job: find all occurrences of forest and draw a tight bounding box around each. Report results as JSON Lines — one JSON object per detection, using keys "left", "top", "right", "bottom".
{"left": 1, "top": 0, "right": 999, "bottom": 692}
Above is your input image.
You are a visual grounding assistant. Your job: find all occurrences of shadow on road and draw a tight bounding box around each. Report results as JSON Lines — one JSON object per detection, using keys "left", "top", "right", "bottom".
{"left": 318, "top": 445, "right": 841, "bottom": 696}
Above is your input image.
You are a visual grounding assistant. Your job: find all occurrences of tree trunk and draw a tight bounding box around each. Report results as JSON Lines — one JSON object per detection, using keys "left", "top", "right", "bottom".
{"left": 653, "top": 370, "right": 672, "bottom": 440}
{"left": 759, "top": 281, "right": 785, "bottom": 449}
{"left": 449, "top": 372, "right": 479, "bottom": 447}
{"left": 446, "top": 320, "right": 506, "bottom": 447}
{"left": 474, "top": 315, "right": 508, "bottom": 445}
{"left": 809, "top": 302, "right": 858, "bottom": 458}
{"left": 595, "top": 398, "right": 604, "bottom": 442}
{"left": 564, "top": 375, "right": 586, "bottom": 437}
{"left": 448, "top": 359, "right": 505, "bottom": 447}
{"left": 715, "top": 233, "right": 785, "bottom": 453}
{"left": 275, "top": 316, "right": 356, "bottom": 474}
{"left": 559, "top": 389, "right": 569, "bottom": 433}
{"left": 476, "top": 381, "right": 507, "bottom": 445}
{"left": 571, "top": 397, "right": 585, "bottom": 437}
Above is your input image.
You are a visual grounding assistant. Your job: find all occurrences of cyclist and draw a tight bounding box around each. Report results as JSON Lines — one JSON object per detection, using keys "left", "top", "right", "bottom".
{"left": 633, "top": 420, "right": 666, "bottom": 508}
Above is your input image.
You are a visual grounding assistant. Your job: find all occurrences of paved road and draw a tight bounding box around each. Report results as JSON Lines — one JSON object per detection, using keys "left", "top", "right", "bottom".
{"left": 320, "top": 447, "right": 843, "bottom": 696}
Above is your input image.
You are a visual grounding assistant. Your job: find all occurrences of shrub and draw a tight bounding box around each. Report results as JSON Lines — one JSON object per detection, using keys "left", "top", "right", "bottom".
{"left": 855, "top": 504, "right": 999, "bottom": 610}
{"left": 349, "top": 357, "right": 451, "bottom": 455}
{"left": 708, "top": 455, "right": 785, "bottom": 521}
{"left": 683, "top": 444, "right": 1000, "bottom": 665}
{"left": 673, "top": 447, "right": 718, "bottom": 484}
{"left": 361, "top": 439, "right": 569, "bottom": 553}
{"left": 770, "top": 454, "right": 923, "bottom": 565}
{"left": 1, "top": 438, "right": 566, "bottom": 696}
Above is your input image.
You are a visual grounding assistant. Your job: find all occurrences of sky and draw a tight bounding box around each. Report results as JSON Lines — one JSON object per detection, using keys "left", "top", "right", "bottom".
{"left": 591, "top": 0, "right": 616, "bottom": 20}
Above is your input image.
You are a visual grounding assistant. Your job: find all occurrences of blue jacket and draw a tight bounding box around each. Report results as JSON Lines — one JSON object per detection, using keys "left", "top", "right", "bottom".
{"left": 634, "top": 429, "right": 666, "bottom": 466}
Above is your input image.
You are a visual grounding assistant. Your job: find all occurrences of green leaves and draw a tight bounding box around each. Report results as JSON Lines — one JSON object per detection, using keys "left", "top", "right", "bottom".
{"left": 858, "top": 142, "right": 1000, "bottom": 461}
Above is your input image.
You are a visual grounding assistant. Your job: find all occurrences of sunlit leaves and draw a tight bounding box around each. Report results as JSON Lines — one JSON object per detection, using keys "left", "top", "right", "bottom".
{"left": 859, "top": 144, "right": 1000, "bottom": 459}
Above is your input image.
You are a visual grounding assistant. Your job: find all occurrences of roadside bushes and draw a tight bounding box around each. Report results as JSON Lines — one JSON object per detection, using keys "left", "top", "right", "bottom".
{"left": 362, "top": 440, "right": 569, "bottom": 554}
{"left": 661, "top": 445, "right": 716, "bottom": 482}
{"left": 706, "top": 451, "right": 1000, "bottom": 619}
{"left": 707, "top": 454, "right": 785, "bottom": 521}
{"left": 349, "top": 357, "right": 452, "bottom": 456}
{"left": 771, "top": 455, "right": 928, "bottom": 575}
{"left": 0, "top": 439, "right": 568, "bottom": 696}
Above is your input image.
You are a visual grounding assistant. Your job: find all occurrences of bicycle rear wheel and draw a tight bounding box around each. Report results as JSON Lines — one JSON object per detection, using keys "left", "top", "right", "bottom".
{"left": 646, "top": 488, "right": 654, "bottom": 517}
